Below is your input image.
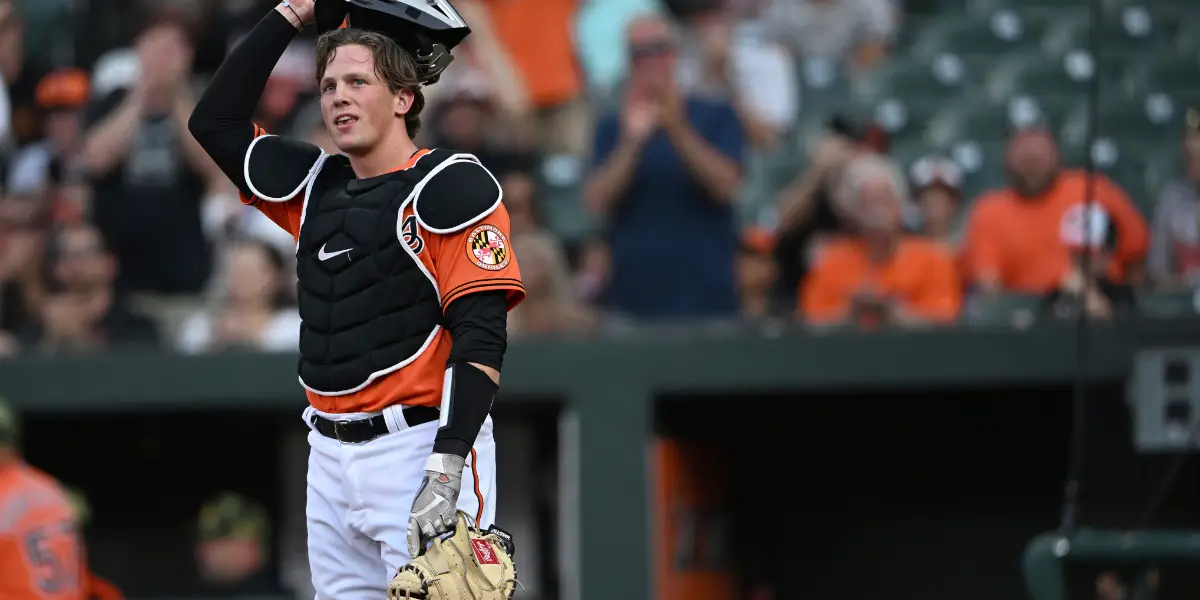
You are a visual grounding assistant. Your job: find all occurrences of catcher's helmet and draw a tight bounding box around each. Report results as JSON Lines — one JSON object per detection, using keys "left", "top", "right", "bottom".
{"left": 316, "top": 0, "right": 471, "bottom": 85}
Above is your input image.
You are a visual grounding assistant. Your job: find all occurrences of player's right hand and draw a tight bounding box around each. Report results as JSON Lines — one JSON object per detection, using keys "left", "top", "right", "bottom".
{"left": 276, "top": 0, "right": 316, "bottom": 28}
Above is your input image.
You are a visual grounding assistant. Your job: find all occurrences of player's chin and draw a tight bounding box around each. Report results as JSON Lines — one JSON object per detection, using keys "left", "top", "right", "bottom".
{"left": 334, "top": 134, "right": 370, "bottom": 155}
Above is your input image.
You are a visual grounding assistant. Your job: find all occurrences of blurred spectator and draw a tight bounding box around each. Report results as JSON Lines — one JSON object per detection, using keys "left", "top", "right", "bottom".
{"left": 2, "top": 0, "right": 54, "bottom": 150}
{"left": 908, "top": 154, "right": 963, "bottom": 249}
{"left": 5, "top": 68, "right": 90, "bottom": 224}
{"left": 774, "top": 115, "right": 882, "bottom": 304}
{"left": 175, "top": 239, "right": 299, "bottom": 355}
{"left": 584, "top": 13, "right": 746, "bottom": 320}
{"left": 0, "top": 0, "right": 20, "bottom": 151}
{"left": 426, "top": 1, "right": 535, "bottom": 148}
{"left": 738, "top": 226, "right": 780, "bottom": 321}
{"left": 473, "top": 0, "right": 589, "bottom": 157}
{"left": 801, "top": 154, "right": 961, "bottom": 328}
{"left": 960, "top": 128, "right": 1149, "bottom": 296}
{"left": 573, "top": 0, "right": 659, "bottom": 94}
{"left": 33, "top": 221, "right": 159, "bottom": 353}
{"left": 507, "top": 231, "right": 596, "bottom": 337}
{"left": 500, "top": 165, "right": 543, "bottom": 239}
{"left": 0, "top": 193, "right": 45, "bottom": 355}
{"left": 760, "top": 0, "right": 896, "bottom": 71}
{"left": 1147, "top": 107, "right": 1200, "bottom": 289}
{"left": 79, "top": 13, "right": 221, "bottom": 330}
{"left": 249, "top": 40, "right": 315, "bottom": 135}
{"left": 426, "top": 71, "right": 529, "bottom": 173}
{"left": 572, "top": 237, "right": 611, "bottom": 305}
{"left": 677, "top": 3, "right": 798, "bottom": 150}
{"left": 196, "top": 492, "right": 277, "bottom": 595}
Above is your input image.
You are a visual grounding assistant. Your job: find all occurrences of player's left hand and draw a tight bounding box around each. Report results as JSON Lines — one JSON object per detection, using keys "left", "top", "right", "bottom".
{"left": 407, "top": 452, "right": 466, "bottom": 557}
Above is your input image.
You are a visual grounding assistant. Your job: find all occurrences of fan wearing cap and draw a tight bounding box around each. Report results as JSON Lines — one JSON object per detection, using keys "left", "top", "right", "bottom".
{"left": 195, "top": 492, "right": 276, "bottom": 594}
{"left": 908, "top": 154, "right": 963, "bottom": 250}
{"left": 960, "top": 127, "right": 1148, "bottom": 295}
{"left": 1147, "top": 107, "right": 1200, "bottom": 288}
{"left": 0, "top": 396, "right": 90, "bottom": 600}
{"left": 187, "top": 1, "right": 523, "bottom": 597}
{"left": 4, "top": 68, "right": 90, "bottom": 223}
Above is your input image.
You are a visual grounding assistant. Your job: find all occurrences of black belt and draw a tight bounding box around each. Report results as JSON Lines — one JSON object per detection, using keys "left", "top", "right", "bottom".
{"left": 310, "top": 405, "right": 440, "bottom": 444}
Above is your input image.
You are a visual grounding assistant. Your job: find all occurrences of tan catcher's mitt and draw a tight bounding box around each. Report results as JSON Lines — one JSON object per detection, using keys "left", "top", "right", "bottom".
{"left": 389, "top": 511, "right": 518, "bottom": 600}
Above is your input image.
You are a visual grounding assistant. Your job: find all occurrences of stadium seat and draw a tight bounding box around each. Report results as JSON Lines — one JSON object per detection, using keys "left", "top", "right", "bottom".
{"left": 1178, "top": 18, "right": 1200, "bottom": 54}
{"left": 1139, "top": 57, "right": 1200, "bottom": 95}
{"left": 913, "top": 10, "right": 1049, "bottom": 59}
{"left": 1057, "top": 6, "right": 1172, "bottom": 59}
{"left": 1000, "top": 51, "right": 1104, "bottom": 98}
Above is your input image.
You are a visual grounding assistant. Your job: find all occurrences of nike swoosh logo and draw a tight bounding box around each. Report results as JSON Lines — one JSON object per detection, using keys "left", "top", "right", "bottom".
{"left": 318, "top": 243, "right": 352, "bottom": 261}
{"left": 412, "top": 495, "right": 450, "bottom": 518}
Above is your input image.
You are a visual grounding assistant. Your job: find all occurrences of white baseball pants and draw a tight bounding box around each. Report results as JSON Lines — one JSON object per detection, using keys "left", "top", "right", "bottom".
{"left": 301, "top": 405, "right": 497, "bottom": 600}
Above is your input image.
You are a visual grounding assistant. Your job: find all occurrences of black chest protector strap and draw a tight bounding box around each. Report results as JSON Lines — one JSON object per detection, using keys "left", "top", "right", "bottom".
{"left": 411, "top": 153, "right": 503, "bottom": 234}
{"left": 244, "top": 135, "right": 327, "bottom": 202}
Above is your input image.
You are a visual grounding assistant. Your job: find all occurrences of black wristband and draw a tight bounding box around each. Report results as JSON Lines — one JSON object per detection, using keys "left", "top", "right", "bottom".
{"left": 433, "top": 362, "right": 498, "bottom": 459}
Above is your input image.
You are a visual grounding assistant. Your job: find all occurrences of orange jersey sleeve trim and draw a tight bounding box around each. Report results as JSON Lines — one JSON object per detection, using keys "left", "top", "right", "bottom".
{"left": 442, "top": 278, "right": 526, "bottom": 307}
{"left": 433, "top": 204, "right": 526, "bottom": 313}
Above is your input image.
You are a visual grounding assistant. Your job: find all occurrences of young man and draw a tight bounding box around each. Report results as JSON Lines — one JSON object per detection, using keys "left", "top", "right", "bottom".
{"left": 188, "top": 1, "right": 525, "bottom": 597}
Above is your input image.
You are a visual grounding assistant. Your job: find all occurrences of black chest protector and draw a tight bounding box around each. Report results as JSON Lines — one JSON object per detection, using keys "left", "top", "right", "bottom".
{"left": 294, "top": 151, "right": 449, "bottom": 395}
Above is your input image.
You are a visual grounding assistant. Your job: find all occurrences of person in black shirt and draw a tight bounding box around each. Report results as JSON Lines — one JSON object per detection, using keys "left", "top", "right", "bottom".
{"left": 78, "top": 13, "right": 221, "bottom": 301}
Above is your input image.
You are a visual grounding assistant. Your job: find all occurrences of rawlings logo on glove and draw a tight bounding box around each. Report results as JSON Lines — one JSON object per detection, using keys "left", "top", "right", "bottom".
{"left": 389, "top": 510, "right": 518, "bottom": 600}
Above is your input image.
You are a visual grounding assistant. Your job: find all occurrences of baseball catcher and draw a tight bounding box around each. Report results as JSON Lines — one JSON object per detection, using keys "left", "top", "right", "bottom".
{"left": 388, "top": 510, "right": 518, "bottom": 600}
{"left": 188, "top": 0, "right": 525, "bottom": 597}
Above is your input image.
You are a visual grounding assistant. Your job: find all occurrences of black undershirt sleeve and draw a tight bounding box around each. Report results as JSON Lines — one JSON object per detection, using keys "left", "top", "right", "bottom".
{"left": 188, "top": 9, "right": 299, "bottom": 197}
{"left": 433, "top": 291, "right": 509, "bottom": 458}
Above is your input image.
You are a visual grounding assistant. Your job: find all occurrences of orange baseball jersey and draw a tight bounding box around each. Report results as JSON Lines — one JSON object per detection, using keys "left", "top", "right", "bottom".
{"left": 960, "top": 170, "right": 1149, "bottom": 293}
{"left": 241, "top": 127, "right": 525, "bottom": 414}
{"left": 0, "top": 462, "right": 86, "bottom": 600}
{"left": 801, "top": 236, "right": 963, "bottom": 324}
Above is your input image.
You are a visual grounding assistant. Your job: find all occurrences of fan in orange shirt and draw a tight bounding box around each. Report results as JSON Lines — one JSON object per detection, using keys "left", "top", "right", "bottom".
{"left": 801, "top": 154, "right": 963, "bottom": 328}
{"left": 960, "top": 128, "right": 1149, "bottom": 294}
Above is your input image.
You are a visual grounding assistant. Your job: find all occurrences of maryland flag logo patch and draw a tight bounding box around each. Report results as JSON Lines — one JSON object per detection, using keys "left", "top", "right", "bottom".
{"left": 467, "top": 224, "right": 510, "bottom": 271}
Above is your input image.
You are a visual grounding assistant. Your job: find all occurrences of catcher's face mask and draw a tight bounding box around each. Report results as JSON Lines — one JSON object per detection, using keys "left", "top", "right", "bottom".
{"left": 317, "top": 0, "right": 472, "bottom": 85}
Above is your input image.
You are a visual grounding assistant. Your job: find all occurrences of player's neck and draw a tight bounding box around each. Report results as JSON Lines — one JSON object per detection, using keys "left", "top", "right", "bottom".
{"left": 0, "top": 449, "right": 18, "bottom": 470}
{"left": 350, "top": 130, "right": 419, "bottom": 179}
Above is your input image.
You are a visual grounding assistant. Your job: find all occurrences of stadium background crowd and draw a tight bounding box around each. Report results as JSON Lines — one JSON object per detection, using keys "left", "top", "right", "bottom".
{"left": 0, "top": 0, "right": 1199, "bottom": 357}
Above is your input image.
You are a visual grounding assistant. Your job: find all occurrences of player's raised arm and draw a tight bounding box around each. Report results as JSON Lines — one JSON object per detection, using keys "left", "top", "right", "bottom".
{"left": 187, "top": 1, "right": 318, "bottom": 200}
